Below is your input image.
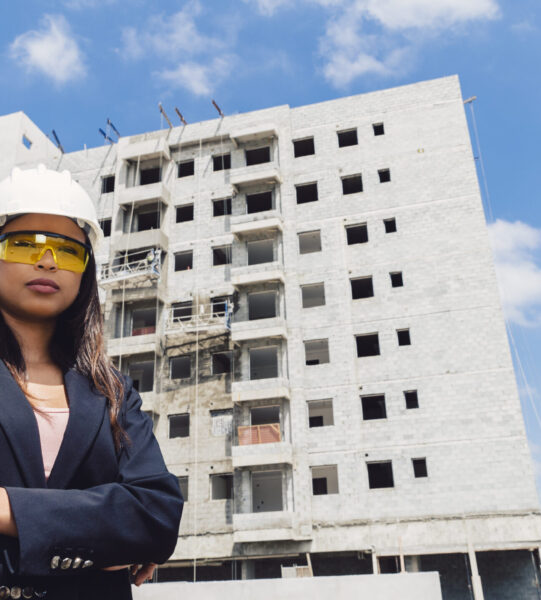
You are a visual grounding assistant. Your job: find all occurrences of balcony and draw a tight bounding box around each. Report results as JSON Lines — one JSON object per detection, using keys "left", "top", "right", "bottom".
{"left": 118, "top": 181, "right": 171, "bottom": 207}
{"left": 232, "top": 511, "right": 295, "bottom": 543}
{"left": 112, "top": 228, "right": 168, "bottom": 254}
{"left": 231, "top": 317, "right": 287, "bottom": 342}
{"left": 107, "top": 330, "right": 159, "bottom": 357}
{"left": 231, "top": 262, "right": 284, "bottom": 287}
{"left": 231, "top": 166, "right": 281, "bottom": 192}
{"left": 232, "top": 425, "right": 292, "bottom": 468}
{"left": 98, "top": 249, "right": 161, "bottom": 289}
{"left": 118, "top": 136, "right": 171, "bottom": 162}
{"left": 231, "top": 212, "right": 283, "bottom": 238}
{"left": 232, "top": 377, "right": 290, "bottom": 403}
{"left": 230, "top": 124, "right": 278, "bottom": 146}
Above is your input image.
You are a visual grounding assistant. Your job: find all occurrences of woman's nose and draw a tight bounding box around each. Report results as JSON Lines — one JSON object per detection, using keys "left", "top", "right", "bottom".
{"left": 35, "top": 249, "right": 58, "bottom": 271}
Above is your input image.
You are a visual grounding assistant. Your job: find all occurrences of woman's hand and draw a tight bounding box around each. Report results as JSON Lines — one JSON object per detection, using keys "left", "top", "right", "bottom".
{"left": 101, "top": 562, "right": 157, "bottom": 586}
{"left": 0, "top": 488, "right": 17, "bottom": 537}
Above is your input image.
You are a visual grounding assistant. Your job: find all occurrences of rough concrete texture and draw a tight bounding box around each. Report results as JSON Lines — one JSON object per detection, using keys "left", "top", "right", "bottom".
{"left": 2, "top": 75, "right": 541, "bottom": 593}
{"left": 132, "top": 573, "right": 442, "bottom": 600}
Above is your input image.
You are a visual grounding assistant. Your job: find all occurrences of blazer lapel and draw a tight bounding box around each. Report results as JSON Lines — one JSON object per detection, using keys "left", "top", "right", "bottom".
{"left": 0, "top": 360, "right": 47, "bottom": 488}
{"left": 47, "top": 368, "right": 107, "bottom": 489}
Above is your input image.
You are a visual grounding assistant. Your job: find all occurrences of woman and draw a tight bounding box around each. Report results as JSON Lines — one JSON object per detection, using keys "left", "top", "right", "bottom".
{"left": 0, "top": 166, "right": 183, "bottom": 600}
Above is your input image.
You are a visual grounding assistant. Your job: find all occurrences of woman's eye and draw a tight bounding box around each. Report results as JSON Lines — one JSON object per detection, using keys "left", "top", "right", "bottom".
{"left": 13, "top": 240, "right": 36, "bottom": 248}
{"left": 58, "top": 246, "right": 78, "bottom": 256}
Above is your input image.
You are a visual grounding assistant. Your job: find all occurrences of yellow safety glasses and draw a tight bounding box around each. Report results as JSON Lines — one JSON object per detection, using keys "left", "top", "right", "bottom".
{"left": 0, "top": 230, "right": 91, "bottom": 273}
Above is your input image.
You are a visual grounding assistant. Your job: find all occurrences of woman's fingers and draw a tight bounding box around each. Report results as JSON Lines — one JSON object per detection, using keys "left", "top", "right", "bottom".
{"left": 101, "top": 564, "right": 131, "bottom": 571}
{"left": 134, "top": 562, "right": 157, "bottom": 586}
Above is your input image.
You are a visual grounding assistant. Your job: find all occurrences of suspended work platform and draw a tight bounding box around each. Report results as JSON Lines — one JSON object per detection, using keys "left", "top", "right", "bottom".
{"left": 164, "top": 303, "right": 231, "bottom": 339}
{"left": 98, "top": 249, "right": 162, "bottom": 289}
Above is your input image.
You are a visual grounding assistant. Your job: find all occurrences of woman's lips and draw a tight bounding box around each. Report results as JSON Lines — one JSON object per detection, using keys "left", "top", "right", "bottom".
{"left": 26, "top": 279, "right": 60, "bottom": 294}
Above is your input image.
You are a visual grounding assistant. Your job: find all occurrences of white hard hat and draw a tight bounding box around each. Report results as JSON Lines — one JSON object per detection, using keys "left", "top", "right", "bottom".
{"left": 0, "top": 164, "right": 103, "bottom": 251}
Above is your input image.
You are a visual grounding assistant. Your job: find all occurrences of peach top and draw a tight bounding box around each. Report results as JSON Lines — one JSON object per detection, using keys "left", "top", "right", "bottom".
{"left": 27, "top": 382, "right": 70, "bottom": 480}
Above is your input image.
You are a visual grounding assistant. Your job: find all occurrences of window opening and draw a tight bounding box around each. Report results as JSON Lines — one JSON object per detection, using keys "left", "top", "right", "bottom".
{"left": 298, "top": 230, "right": 321, "bottom": 254}
{"left": 169, "top": 413, "right": 190, "bottom": 438}
{"left": 404, "top": 390, "right": 419, "bottom": 409}
{"left": 390, "top": 272, "right": 403, "bottom": 287}
{"left": 212, "top": 296, "right": 228, "bottom": 316}
{"left": 134, "top": 208, "right": 160, "bottom": 232}
{"left": 342, "top": 174, "right": 363, "bottom": 195}
{"left": 301, "top": 283, "right": 325, "bottom": 308}
{"left": 379, "top": 557, "right": 400, "bottom": 574}
{"left": 367, "top": 461, "right": 394, "bottom": 488}
{"left": 356, "top": 333, "right": 380, "bottom": 357}
{"left": 304, "top": 339, "right": 330, "bottom": 365}
{"left": 22, "top": 135, "right": 32, "bottom": 149}
{"left": 378, "top": 169, "right": 391, "bottom": 183}
{"left": 245, "top": 146, "right": 271, "bottom": 166}
{"left": 412, "top": 458, "right": 428, "bottom": 478}
{"left": 170, "top": 356, "right": 191, "bottom": 379}
{"left": 384, "top": 218, "right": 397, "bottom": 233}
{"left": 249, "top": 347, "right": 278, "bottom": 380}
{"left": 361, "top": 395, "right": 387, "bottom": 420}
{"left": 213, "top": 197, "right": 232, "bottom": 217}
{"left": 248, "top": 292, "right": 276, "bottom": 320}
{"left": 247, "top": 239, "right": 274, "bottom": 265}
{"left": 140, "top": 167, "right": 161, "bottom": 185}
{"left": 337, "top": 129, "right": 358, "bottom": 147}
{"left": 246, "top": 191, "right": 273, "bottom": 214}
{"left": 250, "top": 405, "right": 280, "bottom": 426}
{"left": 175, "top": 251, "right": 193, "bottom": 271}
{"left": 311, "top": 465, "right": 339, "bottom": 495}
{"left": 373, "top": 123, "right": 385, "bottom": 136}
{"left": 213, "top": 245, "right": 232, "bottom": 266}
{"left": 351, "top": 277, "right": 374, "bottom": 300}
{"left": 178, "top": 160, "right": 195, "bottom": 178}
{"left": 131, "top": 307, "right": 156, "bottom": 336}
{"left": 176, "top": 204, "right": 194, "bottom": 223}
{"left": 172, "top": 301, "right": 192, "bottom": 321}
{"left": 293, "top": 137, "right": 315, "bottom": 157}
{"left": 211, "top": 474, "right": 233, "bottom": 499}
{"left": 213, "top": 154, "right": 231, "bottom": 171}
{"left": 212, "top": 352, "right": 232, "bottom": 375}
{"left": 296, "top": 182, "right": 318, "bottom": 204}
{"left": 397, "top": 329, "right": 411, "bottom": 346}
{"left": 99, "top": 218, "right": 111, "bottom": 237}
{"left": 128, "top": 359, "right": 154, "bottom": 392}
{"left": 178, "top": 476, "right": 188, "bottom": 501}
{"left": 308, "top": 399, "right": 333, "bottom": 427}
{"left": 346, "top": 224, "right": 368, "bottom": 245}
{"left": 101, "top": 175, "right": 115, "bottom": 194}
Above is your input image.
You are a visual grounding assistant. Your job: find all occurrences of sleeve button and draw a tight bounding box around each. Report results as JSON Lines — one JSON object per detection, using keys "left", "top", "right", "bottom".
{"left": 0, "top": 586, "right": 10, "bottom": 600}
{"left": 50, "top": 556, "right": 60, "bottom": 569}
{"left": 10, "top": 587, "right": 21, "bottom": 599}
{"left": 22, "top": 587, "right": 34, "bottom": 599}
{"left": 82, "top": 560, "right": 93, "bottom": 569}
{"left": 60, "top": 558, "right": 72, "bottom": 570}
{"left": 72, "top": 557, "right": 83, "bottom": 569}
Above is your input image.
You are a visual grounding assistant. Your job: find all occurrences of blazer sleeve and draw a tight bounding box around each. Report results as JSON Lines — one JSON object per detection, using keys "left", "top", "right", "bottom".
{"left": 4, "top": 378, "right": 184, "bottom": 577}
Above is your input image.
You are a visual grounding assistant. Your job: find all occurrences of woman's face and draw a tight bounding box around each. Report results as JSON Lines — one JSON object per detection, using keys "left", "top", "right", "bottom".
{"left": 0, "top": 213, "right": 86, "bottom": 322}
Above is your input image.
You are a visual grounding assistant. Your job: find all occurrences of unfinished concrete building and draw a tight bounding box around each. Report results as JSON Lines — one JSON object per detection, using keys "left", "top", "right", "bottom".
{"left": 2, "top": 75, "right": 541, "bottom": 599}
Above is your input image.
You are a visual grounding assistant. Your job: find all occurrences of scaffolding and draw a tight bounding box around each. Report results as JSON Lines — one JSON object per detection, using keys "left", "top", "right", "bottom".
{"left": 98, "top": 248, "right": 162, "bottom": 289}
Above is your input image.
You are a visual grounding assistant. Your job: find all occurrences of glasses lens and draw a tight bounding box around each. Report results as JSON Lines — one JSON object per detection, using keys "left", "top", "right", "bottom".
{"left": 0, "top": 232, "right": 88, "bottom": 273}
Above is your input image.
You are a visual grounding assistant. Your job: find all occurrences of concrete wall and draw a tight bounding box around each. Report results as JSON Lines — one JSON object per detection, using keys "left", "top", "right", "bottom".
{"left": 132, "top": 573, "right": 442, "bottom": 600}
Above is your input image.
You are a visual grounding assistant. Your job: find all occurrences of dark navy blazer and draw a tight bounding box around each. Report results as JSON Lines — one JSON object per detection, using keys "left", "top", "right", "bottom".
{"left": 0, "top": 360, "right": 183, "bottom": 600}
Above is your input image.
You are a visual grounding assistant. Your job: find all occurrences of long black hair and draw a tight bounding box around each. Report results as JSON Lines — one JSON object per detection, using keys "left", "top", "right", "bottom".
{"left": 0, "top": 246, "right": 129, "bottom": 452}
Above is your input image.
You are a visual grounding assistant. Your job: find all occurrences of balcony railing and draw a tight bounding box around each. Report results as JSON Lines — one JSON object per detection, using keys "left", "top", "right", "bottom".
{"left": 131, "top": 326, "right": 156, "bottom": 336}
{"left": 238, "top": 424, "right": 281, "bottom": 445}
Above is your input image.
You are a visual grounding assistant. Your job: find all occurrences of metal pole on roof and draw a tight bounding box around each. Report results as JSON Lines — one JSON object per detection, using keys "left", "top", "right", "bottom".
{"left": 51, "top": 130, "right": 65, "bottom": 154}
{"left": 212, "top": 100, "right": 224, "bottom": 118}
{"left": 175, "top": 107, "right": 188, "bottom": 125}
{"left": 158, "top": 103, "right": 173, "bottom": 129}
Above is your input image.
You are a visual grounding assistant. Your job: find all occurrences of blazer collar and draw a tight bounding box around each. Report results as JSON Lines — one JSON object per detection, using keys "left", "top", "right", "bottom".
{"left": 0, "top": 360, "right": 107, "bottom": 489}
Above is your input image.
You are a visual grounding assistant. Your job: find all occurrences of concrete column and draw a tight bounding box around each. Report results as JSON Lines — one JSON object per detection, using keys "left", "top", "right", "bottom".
{"left": 467, "top": 545, "right": 485, "bottom": 600}
{"left": 241, "top": 559, "right": 255, "bottom": 580}
{"left": 371, "top": 549, "right": 378, "bottom": 575}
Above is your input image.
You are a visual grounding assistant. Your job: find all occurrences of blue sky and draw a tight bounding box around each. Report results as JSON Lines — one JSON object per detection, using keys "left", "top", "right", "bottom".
{"left": 1, "top": 0, "right": 541, "bottom": 491}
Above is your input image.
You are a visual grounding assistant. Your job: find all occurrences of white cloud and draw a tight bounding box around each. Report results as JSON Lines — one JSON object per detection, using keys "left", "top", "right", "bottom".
{"left": 63, "top": 0, "right": 116, "bottom": 9}
{"left": 511, "top": 20, "right": 537, "bottom": 34}
{"left": 316, "top": 0, "right": 500, "bottom": 87}
{"left": 488, "top": 219, "right": 541, "bottom": 327}
{"left": 119, "top": 0, "right": 232, "bottom": 96}
{"left": 9, "top": 14, "right": 86, "bottom": 85}
{"left": 159, "top": 56, "right": 234, "bottom": 97}
{"left": 243, "top": 0, "right": 290, "bottom": 16}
